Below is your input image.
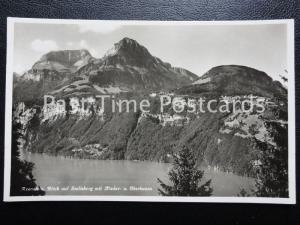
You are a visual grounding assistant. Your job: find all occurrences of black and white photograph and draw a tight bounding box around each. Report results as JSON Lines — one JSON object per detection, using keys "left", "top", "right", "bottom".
{"left": 4, "top": 18, "right": 295, "bottom": 203}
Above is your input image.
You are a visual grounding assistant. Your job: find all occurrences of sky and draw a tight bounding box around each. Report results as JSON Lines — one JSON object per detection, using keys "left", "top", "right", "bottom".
{"left": 13, "top": 22, "right": 288, "bottom": 81}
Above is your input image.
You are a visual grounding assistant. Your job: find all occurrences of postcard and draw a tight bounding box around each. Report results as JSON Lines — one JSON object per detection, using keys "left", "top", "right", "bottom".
{"left": 4, "top": 18, "right": 295, "bottom": 203}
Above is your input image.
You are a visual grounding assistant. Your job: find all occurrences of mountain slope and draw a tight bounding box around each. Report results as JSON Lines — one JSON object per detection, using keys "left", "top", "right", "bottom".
{"left": 177, "top": 65, "right": 287, "bottom": 98}
{"left": 13, "top": 40, "right": 288, "bottom": 178}
{"left": 18, "top": 89, "right": 287, "bottom": 177}
{"left": 32, "top": 49, "right": 93, "bottom": 72}
{"left": 14, "top": 38, "right": 198, "bottom": 102}
{"left": 77, "top": 37, "right": 198, "bottom": 92}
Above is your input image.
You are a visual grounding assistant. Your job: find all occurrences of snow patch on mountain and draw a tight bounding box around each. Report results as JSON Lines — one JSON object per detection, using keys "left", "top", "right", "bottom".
{"left": 105, "top": 86, "right": 123, "bottom": 94}
{"left": 93, "top": 85, "right": 106, "bottom": 94}
{"left": 51, "top": 79, "right": 89, "bottom": 94}
{"left": 193, "top": 77, "right": 211, "bottom": 85}
{"left": 93, "top": 84, "right": 127, "bottom": 94}
{"left": 104, "top": 45, "right": 118, "bottom": 58}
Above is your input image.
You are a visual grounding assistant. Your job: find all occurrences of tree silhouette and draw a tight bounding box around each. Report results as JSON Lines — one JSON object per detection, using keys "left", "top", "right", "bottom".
{"left": 157, "top": 146, "right": 212, "bottom": 196}
{"left": 253, "top": 121, "right": 288, "bottom": 197}
{"left": 10, "top": 115, "right": 45, "bottom": 196}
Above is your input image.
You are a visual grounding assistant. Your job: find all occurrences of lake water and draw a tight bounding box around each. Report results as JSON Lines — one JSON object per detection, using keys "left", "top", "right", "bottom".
{"left": 22, "top": 152, "right": 255, "bottom": 196}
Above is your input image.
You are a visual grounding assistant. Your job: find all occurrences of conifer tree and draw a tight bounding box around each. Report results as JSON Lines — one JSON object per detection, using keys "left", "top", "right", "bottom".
{"left": 157, "top": 146, "right": 212, "bottom": 196}
{"left": 10, "top": 115, "right": 45, "bottom": 196}
{"left": 253, "top": 121, "right": 288, "bottom": 197}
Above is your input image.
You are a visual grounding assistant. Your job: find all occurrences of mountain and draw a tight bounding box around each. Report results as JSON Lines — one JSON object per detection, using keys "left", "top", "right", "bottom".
{"left": 176, "top": 65, "right": 287, "bottom": 98}
{"left": 18, "top": 88, "right": 287, "bottom": 177}
{"left": 32, "top": 49, "right": 93, "bottom": 72}
{"left": 13, "top": 49, "right": 94, "bottom": 102}
{"left": 14, "top": 38, "right": 198, "bottom": 102}
{"left": 13, "top": 40, "right": 288, "bottom": 178}
{"left": 76, "top": 37, "right": 198, "bottom": 91}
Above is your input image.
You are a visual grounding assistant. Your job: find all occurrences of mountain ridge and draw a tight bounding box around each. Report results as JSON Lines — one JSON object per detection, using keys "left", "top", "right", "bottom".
{"left": 14, "top": 37, "right": 199, "bottom": 101}
{"left": 13, "top": 41, "right": 288, "bottom": 178}
{"left": 176, "top": 65, "right": 287, "bottom": 98}
{"left": 32, "top": 49, "right": 94, "bottom": 72}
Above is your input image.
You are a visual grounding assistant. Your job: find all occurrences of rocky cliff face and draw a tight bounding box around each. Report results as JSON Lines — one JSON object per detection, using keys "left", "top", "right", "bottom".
{"left": 16, "top": 86, "right": 287, "bottom": 177}
{"left": 14, "top": 49, "right": 94, "bottom": 102}
{"left": 32, "top": 49, "right": 93, "bottom": 72}
{"left": 17, "top": 96, "right": 286, "bottom": 177}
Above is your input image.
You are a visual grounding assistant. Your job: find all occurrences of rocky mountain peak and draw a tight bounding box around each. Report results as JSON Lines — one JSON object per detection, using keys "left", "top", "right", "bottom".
{"left": 32, "top": 49, "right": 93, "bottom": 72}
{"left": 116, "top": 37, "right": 148, "bottom": 52}
{"left": 103, "top": 37, "right": 154, "bottom": 67}
{"left": 39, "top": 49, "right": 92, "bottom": 66}
{"left": 118, "top": 37, "right": 140, "bottom": 46}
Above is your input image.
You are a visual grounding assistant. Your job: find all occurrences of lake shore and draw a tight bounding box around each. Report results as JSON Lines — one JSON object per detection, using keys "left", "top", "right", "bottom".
{"left": 21, "top": 152, "right": 255, "bottom": 196}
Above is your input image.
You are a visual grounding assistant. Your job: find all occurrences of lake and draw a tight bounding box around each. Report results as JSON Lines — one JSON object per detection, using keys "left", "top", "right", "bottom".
{"left": 22, "top": 152, "right": 255, "bottom": 196}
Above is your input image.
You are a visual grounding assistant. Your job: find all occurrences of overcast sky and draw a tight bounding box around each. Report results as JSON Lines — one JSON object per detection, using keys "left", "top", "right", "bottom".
{"left": 13, "top": 22, "right": 288, "bottom": 81}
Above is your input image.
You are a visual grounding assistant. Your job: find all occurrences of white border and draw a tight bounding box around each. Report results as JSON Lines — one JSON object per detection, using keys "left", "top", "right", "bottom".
{"left": 4, "top": 18, "right": 296, "bottom": 204}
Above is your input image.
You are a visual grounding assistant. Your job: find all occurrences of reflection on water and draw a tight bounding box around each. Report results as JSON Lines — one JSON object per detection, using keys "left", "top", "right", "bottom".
{"left": 22, "top": 152, "right": 254, "bottom": 196}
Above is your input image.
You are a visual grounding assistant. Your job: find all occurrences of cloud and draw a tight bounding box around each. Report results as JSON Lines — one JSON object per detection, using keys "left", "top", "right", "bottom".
{"left": 65, "top": 40, "right": 99, "bottom": 57}
{"left": 31, "top": 39, "right": 58, "bottom": 53}
{"left": 66, "top": 40, "right": 88, "bottom": 49}
{"left": 79, "top": 40, "right": 89, "bottom": 49}
{"left": 67, "top": 42, "right": 75, "bottom": 47}
{"left": 77, "top": 23, "right": 121, "bottom": 34}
